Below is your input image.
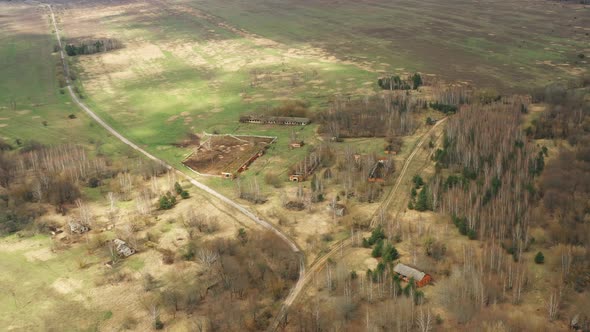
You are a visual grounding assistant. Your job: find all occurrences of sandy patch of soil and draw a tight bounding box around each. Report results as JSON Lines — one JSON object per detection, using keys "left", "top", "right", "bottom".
{"left": 52, "top": 277, "right": 83, "bottom": 295}
{"left": 161, "top": 41, "right": 209, "bottom": 67}
{"left": 103, "top": 43, "right": 164, "bottom": 65}
{"left": 24, "top": 247, "right": 56, "bottom": 262}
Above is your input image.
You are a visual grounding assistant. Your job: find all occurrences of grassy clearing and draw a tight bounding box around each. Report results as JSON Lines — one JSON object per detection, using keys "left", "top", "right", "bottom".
{"left": 0, "top": 235, "right": 103, "bottom": 330}
{"left": 0, "top": 3, "right": 132, "bottom": 159}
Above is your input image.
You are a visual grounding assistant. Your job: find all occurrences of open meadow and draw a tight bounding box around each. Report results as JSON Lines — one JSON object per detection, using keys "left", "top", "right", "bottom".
{"left": 0, "top": 3, "right": 132, "bottom": 157}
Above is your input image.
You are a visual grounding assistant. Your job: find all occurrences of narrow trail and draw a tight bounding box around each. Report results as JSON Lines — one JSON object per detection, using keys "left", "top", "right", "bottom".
{"left": 271, "top": 117, "right": 447, "bottom": 329}
{"left": 43, "top": 4, "right": 306, "bottom": 329}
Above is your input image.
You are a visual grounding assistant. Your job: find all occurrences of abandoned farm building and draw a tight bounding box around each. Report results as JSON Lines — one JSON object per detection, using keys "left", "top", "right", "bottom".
{"left": 69, "top": 221, "right": 89, "bottom": 234}
{"left": 289, "top": 140, "right": 304, "bottom": 149}
{"left": 368, "top": 159, "right": 387, "bottom": 182}
{"left": 393, "top": 263, "right": 432, "bottom": 287}
{"left": 240, "top": 114, "right": 311, "bottom": 126}
{"left": 114, "top": 239, "right": 136, "bottom": 257}
{"left": 289, "top": 152, "right": 321, "bottom": 182}
{"left": 182, "top": 135, "right": 276, "bottom": 179}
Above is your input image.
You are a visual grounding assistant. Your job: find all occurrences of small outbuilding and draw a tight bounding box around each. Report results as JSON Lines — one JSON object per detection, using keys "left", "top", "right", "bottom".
{"left": 239, "top": 115, "right": 310, "bottom": 126}
{"left": 368, "top": 159, "right": 387, "bottom": 183}
{"left": 69, "top": 221, "right": 89, "bottom": 234}
{"left": 327, "top": 202, "right": 346, "bottom": 217}
{"left": 289, "top": 174, "right": 304, "bottom": 182}
{"left": 113, "top": 239, "right": 136, "bottom": 257}
{"left": 289, "top": 140, "right": 304, "bottom": 149}
{"left": 393, "top": 263, "right": 432, "bottom": 287}
{"left": 221, "top": 172, "right": 235, "bottom": 179}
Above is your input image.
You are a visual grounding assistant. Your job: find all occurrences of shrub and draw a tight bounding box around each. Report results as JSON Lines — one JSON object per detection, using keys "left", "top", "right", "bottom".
{"left": 264, "top": 172, "right": 283, "bottom": 188}
{"left": 436, "top": 314, "right": 444, "bottom": 325}
{"left": 180, "top": 190, "right": 189, "bottom": 199}
{"left": 174, "top": 182, "right": 183, "bottom": 195}
{"left": 429, "top": 102, "right": 458, "bottom": 114}
{"left": 415, "top": 186, "right": 431, "bottom": 211}
{"left": 367, "top": 225, "right": 386, "bottom": 245}
{"left": 322, "top": 233, "right": 333, "bottom": 242}
{"left": 237, "top": 228, "right": 248, "bottom": 244}
{"left": 371, "top": 239, "right": 384, "bottom": 258}
{"left": 534, "top": 251, "right": 544, "bottom": 264}
{"left": 424, "top": 237, "right": 446, "bottom": 260}
{"left": 158, "top": 194, "right": 175, "bottom": 210}
{"left": 154, "top": 318, "right": 164, "bottom": 330}
{"left": 412, "top": 73, "right": 423, "bottom": 90}
{"left": 87, "top": 177, "right": 101, "bottom": 188}
{"left": 361, "top": 238, "right": 370, "bottom": 248}
{"left": 382, "top": 243, "right": 399, "bottom": 262}
{"left": 412, "top": 175, "right": 424, "bottom": 188}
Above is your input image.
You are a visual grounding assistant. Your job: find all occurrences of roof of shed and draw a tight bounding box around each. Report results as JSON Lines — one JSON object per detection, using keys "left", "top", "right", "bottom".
{"left": 393, "top": 263, "right": 426, "bottom": 280}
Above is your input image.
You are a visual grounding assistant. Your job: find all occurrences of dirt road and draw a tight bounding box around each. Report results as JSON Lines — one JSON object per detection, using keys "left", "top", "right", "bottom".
{"left": 43, "top": 4, "right": 306, "bottom": 328}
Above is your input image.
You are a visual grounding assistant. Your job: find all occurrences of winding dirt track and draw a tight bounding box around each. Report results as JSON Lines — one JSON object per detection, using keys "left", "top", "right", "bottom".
{"left": 43, "top": 4, "right": 306, "bottom": 330}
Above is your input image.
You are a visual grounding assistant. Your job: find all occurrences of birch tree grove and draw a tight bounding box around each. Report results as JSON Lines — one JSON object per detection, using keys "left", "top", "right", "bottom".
{"left": 317, "top": 93, "right": 422, "bottom": 138}
{"left": 431, "top": 96, "right": 538, "bottom": 248}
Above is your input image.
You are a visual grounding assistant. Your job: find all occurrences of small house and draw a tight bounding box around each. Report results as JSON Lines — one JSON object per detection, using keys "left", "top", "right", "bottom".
{"left": 289, "top": 174, "right": 304, "bottom": 182}
{"left": 368, "top": 159, "right": 386, "bottom": 183}
{"left": 113, "top": 239, "right": 135, "bottom": 257}
{"left": 328, "top": 202, "right": 346, "bottom": 216}
{"left": 289, "top": 141, "right": 304, "bottom": 149}
{"left": 393, "top": 263, "right": 432, "bottom": 287}
{"left": 384, "top": 145, "right": 397, "bottom": 155}
{"left": 289, "top": 152, "right": 321, "bottom": 182}
{"left": 221, "top": 172, "right": 235, "bottom": 179}
{"left": 69, "top": 221, "right": 89, "bottom": 234}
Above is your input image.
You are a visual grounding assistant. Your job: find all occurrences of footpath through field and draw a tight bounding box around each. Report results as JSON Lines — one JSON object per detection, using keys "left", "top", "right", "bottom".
{"left": 42, "top": 4, "right": 306, "bottom": 330}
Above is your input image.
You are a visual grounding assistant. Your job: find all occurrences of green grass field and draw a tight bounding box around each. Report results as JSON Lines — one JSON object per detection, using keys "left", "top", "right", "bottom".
{"left": 0, "top": 235, "right": 104, "bottom": 330}
{"left": 0, "top": 4, "right": 134, "bottom": 159}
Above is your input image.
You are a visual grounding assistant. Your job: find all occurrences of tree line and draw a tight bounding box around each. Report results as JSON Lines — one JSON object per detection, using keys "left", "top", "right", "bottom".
{"left": 64, "top": 38, "right": 123, "bottom": 56}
